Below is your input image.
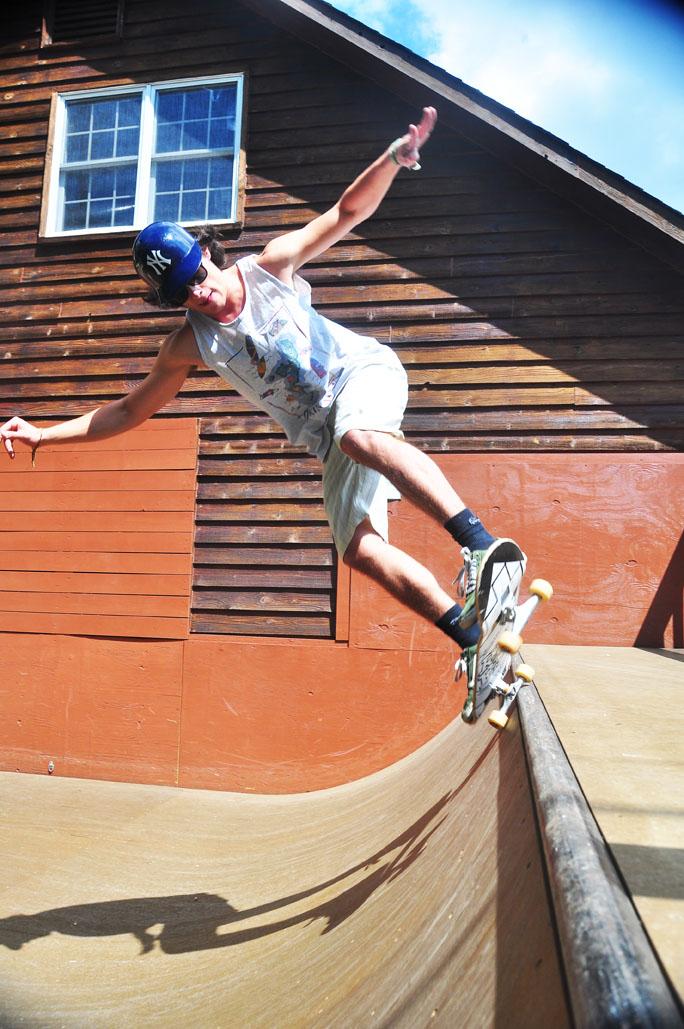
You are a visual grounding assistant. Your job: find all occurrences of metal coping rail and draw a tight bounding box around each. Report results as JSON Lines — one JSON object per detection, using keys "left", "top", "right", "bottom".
{"left": 517, "top": 684, "right": 683, "bottom": 1029}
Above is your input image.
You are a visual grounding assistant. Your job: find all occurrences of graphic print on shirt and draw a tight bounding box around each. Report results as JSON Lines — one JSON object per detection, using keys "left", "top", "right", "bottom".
{"left": 234, "top": 304, "right": 345, "bottom": 420}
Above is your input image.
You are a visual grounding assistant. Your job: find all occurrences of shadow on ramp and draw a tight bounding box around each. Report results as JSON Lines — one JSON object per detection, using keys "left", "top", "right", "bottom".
{"left": 0, "top": 688, "right": 680, "bottom": 1027}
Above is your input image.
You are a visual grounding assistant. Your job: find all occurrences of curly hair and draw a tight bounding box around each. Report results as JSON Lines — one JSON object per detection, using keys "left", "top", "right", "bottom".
{"left": 142, "top": 223, "right": 228, "bottom": 307}
{"left": 192, "top": 224, "right": 229, "bottom": 270}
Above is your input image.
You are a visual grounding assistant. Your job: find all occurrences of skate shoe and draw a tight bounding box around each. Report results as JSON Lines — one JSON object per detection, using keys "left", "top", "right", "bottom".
{"left": 454, "top": 545, "right": 491, "bottom": 630}
{"left": 455, "top": 642, "right": 478, "bottom": 721}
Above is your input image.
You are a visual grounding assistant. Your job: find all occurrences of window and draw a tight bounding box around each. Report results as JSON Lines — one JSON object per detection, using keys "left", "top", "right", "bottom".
{"left": 41, "top": 75, "right": 244, "bottom": 237}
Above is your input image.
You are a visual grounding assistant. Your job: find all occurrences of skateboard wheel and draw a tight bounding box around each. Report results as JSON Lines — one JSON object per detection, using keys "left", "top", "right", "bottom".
{"left": 516, "top": 663, "right": 535, "bottom": 683}
{"left": 530, "top": 578, "right": 553, "bottom": 601}
{"left": 499, "top": 631, "right": 522, "bottom": 654}
{"left": 489, "top": 710, "right": 509, "bottom": 730}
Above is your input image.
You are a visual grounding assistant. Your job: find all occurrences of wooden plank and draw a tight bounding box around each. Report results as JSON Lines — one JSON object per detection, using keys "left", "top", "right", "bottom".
{"left": 406, "top": 433, "right": 683, "bottom": 452}
{"left": 402, "top": 406, "right": 684, "bottom": 431}
{"left": 193, "top": 568, "right": 333, "bottom": 589}
{"left": 0, "top": 448, "right": 197, "bottom": 471}
{"left": 0, "top": 511, "right": 193, "bottom": 532}
{"left": 0, "top": 591, "right": 188, "bottom": 617}
{"left": 0, "top": 491, "right": 197, "bottom": 512}
{"left": 190, "top": 612, "right": 332, "bottom": 637}
{"left": 198, "top": 457, "right": 321, "bottom": 477}
{"left": 197, "top": 481, "right": 323, "bottom": 500}
{"left": 193, "top": 546, "right": 334, "bottom": 567}
{"left": 196, "top": 525, "right": 333, "bottom": 545}
{"left": 192, "top": 590, "right": 332, "bottom": 614}
{"left": 0, "top": 551, "right": 191, "bottom": 573}
{"left": 0, "top": 531, "right": 192, "bottom": 553}
{"left": 0, "top": 470, "right": 196, "bottom": 491}
{"left": 0, "top": 610, "right": 189, "bottom": 638}
{"left": 195, "top": 502, "right": 327, "bottom": 522}
{"left": 406, "top": 362, "right": 684, "bottom": 386}
{"left": 0, "top": 570, "right": 190, "bottom": 595}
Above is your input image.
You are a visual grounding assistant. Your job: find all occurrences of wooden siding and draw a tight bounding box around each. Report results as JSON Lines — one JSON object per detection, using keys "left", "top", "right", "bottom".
{"left": 0, "top": 420, "right": 197, "bottom": 638}
{"left": 1, "top": 0, "right": 683, "bottom": 640}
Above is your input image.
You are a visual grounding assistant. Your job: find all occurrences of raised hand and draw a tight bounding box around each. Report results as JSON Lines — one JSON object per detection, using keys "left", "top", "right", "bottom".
{"left": 0, "top": 416, "right": 41, "bottom": 460}
{"left": 389, "top": 106, "right": 437, "bottom": 170}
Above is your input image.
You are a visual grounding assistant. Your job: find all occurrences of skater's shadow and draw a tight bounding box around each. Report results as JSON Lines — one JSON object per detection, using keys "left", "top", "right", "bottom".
{"left": 0, "top": 764, "right": 484, "bottom": 956}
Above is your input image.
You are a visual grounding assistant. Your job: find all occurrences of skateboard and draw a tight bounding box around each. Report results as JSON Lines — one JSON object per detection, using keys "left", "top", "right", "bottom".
{"left": 459, "top": 539, "right": 553, "bottom": 727}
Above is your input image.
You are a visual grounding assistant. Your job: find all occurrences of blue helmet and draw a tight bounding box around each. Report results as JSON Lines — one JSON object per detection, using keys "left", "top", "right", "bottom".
{"left": 132, "top": 222, "right": 202, "bottom": 307}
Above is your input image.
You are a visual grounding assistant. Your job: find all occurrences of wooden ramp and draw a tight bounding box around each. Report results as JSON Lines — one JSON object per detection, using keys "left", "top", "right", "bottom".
{"left": 0, "top": 650, "right": 680, "bottom": 1028}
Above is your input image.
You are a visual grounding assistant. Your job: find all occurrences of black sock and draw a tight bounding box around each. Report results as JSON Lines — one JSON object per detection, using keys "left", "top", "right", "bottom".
{"left": 436, "top": 603, "right": 480, "bottom": 648}
{"left": 444, "top": 508, "right": 496, "bottom": 552}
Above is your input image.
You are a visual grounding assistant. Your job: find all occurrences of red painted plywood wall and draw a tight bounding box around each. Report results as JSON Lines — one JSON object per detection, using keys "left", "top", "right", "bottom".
{"left": 351, "top": 453, "right": 683, "bottom": 652}
{"left": 0, "top": 452, "right": 681, "bottom": 793}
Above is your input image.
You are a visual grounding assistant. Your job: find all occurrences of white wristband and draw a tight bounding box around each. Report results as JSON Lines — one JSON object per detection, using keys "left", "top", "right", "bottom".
{"left": 388, "top": 137, "right": 421, "bottom": 171}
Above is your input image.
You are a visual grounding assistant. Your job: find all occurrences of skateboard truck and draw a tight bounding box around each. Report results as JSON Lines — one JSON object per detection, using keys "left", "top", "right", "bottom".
{"left": 488, "top": 662, "right": 536, "bottom": 730}
{"left": 487, "top": 578, "right": 553, "bottom": 729}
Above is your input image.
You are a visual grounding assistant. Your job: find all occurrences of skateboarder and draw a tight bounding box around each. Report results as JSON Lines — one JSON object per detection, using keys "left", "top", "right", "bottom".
{"left": 1, "top": 107, "right": 500, "bottom": 666}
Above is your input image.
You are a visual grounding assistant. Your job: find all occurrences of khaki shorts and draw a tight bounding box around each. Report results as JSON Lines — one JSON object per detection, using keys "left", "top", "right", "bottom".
{"left": 322, "top": 354, "right": 409, "bottom": 557}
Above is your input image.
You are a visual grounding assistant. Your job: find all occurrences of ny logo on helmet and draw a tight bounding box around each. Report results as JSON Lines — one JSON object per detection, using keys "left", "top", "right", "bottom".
{"left": 146, "top": 250, "right": 172, "bottom": 276}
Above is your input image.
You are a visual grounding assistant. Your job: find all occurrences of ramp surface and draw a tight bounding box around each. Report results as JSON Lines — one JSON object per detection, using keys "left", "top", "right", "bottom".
{"left": 0, "top": 707, "right": 568, "bottom": 1028}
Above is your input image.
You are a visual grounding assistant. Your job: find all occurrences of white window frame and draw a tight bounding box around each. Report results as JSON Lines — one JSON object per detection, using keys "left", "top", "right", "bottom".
{"left": 41, "top": 73, "right": 245, "bottom": 238}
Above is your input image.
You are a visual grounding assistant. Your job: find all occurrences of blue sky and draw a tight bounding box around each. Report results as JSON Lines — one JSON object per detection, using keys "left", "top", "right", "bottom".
{"left": 328, "top": 0, "right": 684, "bottom": 214}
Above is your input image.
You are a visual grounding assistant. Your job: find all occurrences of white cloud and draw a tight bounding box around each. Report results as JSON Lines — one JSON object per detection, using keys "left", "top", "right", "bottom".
{"left": 328, "top": 0, "right": 684, "bottom": 211}
{"left": 423, "top": 2, "right": 616, "bottom": 122}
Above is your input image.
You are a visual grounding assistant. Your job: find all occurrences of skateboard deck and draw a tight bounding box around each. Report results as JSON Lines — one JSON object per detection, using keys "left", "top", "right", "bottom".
{"left": 461, "top": 539, "right": 526, "bottom": 723}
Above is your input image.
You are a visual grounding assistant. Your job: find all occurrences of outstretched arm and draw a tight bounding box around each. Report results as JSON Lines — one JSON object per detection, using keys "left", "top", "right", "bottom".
{"left": 257, "top": 107, "right": 437, "bottom": 285}
{"left": 1, "top": 325, "right": 198, "bottom": 460}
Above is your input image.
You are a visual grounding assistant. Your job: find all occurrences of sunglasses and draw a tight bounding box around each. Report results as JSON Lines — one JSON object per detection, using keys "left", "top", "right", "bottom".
{"left": 161, "top": 263, "right": 208, "bottom": 308}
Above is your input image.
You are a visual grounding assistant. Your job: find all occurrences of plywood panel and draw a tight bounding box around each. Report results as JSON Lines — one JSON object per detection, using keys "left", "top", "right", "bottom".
{"left": 350, "top": 453, "right": 684, "bottom": 651}
{"left": 179, "top": 636, "right": 464, "bottom": 792}
{"left": 0, "top": 633, "right": 184, "bottom": 784}
{"left": 0, "top": 419, "right": 198, "bottom": 639}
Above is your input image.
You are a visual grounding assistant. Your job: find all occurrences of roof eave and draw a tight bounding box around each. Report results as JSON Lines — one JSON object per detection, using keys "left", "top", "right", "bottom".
{"left": 242, "top": 0, "right": 684, "bottom": 275}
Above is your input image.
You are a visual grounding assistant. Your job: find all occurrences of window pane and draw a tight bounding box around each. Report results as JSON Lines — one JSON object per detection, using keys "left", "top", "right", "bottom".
{"left": 89, "top": 199, "right": 113, "bottom": 227}
{"left": 156, "top": 91, "right": 182, "bottom": 124}
{"left": 156, "top": 121, "right": 182, "bottom": 154}
{"left": 67, "top": 102, "right": 92, "bottom": 133}
{"left": 65, "top": 133, "right": 89, "bottom": 163}
{"left": 63, "top": 201, "right": 88, "bottom": 230}
{"left": 185, "top": 90, "right": 210, "bottom": 121}
{"left": 92, "top": 101, "right": 117, "bottom": 130}
{"left": 91, "top": 168, "right": 115, "bottom": 199}
{"left": 118, "top": 97, "right": 140, "bottom": 127}
{"left": 63, "top": 169, "right": 89, "bottom": 202}
{"left": 181, "top": 190, "right": 206, "bottom": 221}
{"left": 64, "top": 95, "right": 141, "bottom": 169}
{"left": 117, "top": 164, "right": 137, "bottom": 196}
{"left": 184, "top": 161, "right": 209, "bottom": 191}
{"left": 91, "top": 130, "right": 115, "bottom": 161}
{"left": 156, "top": 160, "right": 182, "bottom": 192}
{"left": 155, "top": 192, "right": 180, "bottom": 221}
{"left": 209, "top": 117, "right": 231, "bottom": 150}
{"left": 208, "top": 188, "right": 231, "bottom": 220}
{"left": 114, "top": 197, "right": 136, "bottom": 225}
{"left": 152, "top": 154, "right": 235, "bottom": 223}
{"left": 181, "top": 119, "right": 209, "bottom": 152}
{"left": 209, "top": 155, "right": 234, "bottom": 188}
{"left": 210, "top": 87, "right": 235, "bottom": 119}
{"left": 116, "top": 126, "right": 139, "bottom": 158}
{"left": 154, "top": 85, "right": 237, "bottom": 157}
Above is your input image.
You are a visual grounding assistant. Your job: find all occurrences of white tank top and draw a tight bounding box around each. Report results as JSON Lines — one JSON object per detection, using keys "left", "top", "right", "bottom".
{"left": 187, "top": 255, "right": 390, "bottom": 459}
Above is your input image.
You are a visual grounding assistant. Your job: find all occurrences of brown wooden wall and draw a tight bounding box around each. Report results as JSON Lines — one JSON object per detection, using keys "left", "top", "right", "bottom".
{"left": 2, "top": 0, "right": 683, "bottom": 643}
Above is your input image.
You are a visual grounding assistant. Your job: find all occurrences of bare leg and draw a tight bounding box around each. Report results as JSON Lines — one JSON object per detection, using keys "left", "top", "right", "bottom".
{"left": 344, "top": 519, "right": 455, "bottom": 623}
{"left": 339, "top": 430, "right": 464, "bottom": 525}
